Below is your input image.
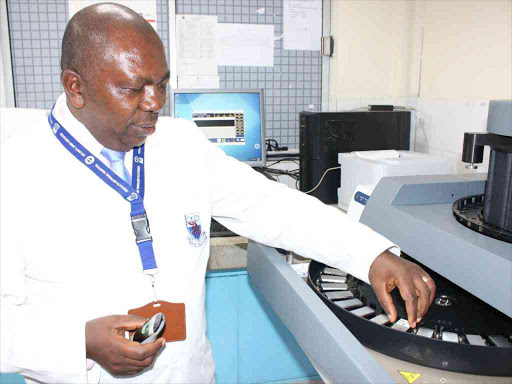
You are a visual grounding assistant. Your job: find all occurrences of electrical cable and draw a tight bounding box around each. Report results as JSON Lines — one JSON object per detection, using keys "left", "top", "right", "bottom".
{"left": 265, "top": 139, "right": 281, "bottom": 152}
{"left": 253, "top": 167, "right": 278, "bottom": 181}
{"left": 266, "top": 158, "right": 300, "bottom": 167}
{"left": 262, "top": 167, "right": 299, "bottom": 180}
{"left": 303, "top": 166, "right": 341, "bottom": 194}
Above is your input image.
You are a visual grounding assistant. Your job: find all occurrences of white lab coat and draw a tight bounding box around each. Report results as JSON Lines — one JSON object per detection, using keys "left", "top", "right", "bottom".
{"left": 0, "top": 94, "right": 397, "bottom": 383}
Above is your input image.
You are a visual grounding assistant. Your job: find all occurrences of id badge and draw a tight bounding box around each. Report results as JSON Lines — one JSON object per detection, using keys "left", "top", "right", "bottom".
{"left": 129, "top": 301, "right": 186, "bottom": 342}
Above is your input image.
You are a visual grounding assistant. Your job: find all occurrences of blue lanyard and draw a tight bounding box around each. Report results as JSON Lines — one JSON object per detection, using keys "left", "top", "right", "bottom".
{"left": 48, "top": 109, "right": 158, "bottom": 277}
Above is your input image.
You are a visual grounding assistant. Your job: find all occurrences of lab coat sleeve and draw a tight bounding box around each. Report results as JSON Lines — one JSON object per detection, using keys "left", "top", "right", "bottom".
{"left": 0, "top": 143, "right": 89, "bottom": 383}
{"left": 196, "top": 133, "right": 399, "bottom": 284}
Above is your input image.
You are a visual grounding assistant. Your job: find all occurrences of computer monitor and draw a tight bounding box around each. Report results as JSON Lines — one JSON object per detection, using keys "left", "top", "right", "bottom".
{"left": 171, "top": 89, "right": 266, "bottom": 167}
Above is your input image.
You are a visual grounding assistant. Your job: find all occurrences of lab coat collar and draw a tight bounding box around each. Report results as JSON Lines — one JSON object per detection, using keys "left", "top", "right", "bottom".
{"left": 52, "top": 93, "right": 107, "bottom": 161}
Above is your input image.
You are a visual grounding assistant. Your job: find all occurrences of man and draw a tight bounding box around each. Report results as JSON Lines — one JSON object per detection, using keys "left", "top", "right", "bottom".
{"left": 0, "top": 3, "right": 435, "bottom": 383}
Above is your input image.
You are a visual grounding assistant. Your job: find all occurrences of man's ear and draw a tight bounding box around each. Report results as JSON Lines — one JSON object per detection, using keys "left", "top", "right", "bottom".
{"left": 61, "top": 69, "right": 86, "bottom": 109}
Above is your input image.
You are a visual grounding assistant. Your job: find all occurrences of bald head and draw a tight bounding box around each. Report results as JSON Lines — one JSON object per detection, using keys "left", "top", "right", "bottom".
{"left": 61, "top": 3, "right": 161, "bottom": 80}
{"left": 60, "top": 3, "right": 169, "bottom": 151}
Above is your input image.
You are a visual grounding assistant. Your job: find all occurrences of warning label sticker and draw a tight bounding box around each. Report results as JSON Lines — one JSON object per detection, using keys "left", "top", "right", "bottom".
{"left": 399, "top": 371, "right": 422, "bottom": 384}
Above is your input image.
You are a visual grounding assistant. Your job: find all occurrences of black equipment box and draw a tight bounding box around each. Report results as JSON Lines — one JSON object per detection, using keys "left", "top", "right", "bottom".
{"left": 299, "top": 111, "right": 411, "bottom": 204}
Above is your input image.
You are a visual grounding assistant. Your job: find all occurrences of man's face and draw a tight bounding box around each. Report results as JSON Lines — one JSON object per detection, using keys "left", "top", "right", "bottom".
{"left": 80, "top": 32, "right": 169, "bottom": 152}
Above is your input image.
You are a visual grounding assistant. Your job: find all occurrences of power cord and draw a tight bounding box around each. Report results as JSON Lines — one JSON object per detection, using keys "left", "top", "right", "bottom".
{"left": 253, "top": 167, "right": 278, "bottom": 181}
{"left": 262, "top": 158, "right": 339, "bottom": 194}
{"left": 255, "top": 158, "right": 300, "bottom": 185}
{"left": 303, "top": 166, "right": 341, "bottom": 194}
{"left": 266, "top": 138, "right": 288, "bottom": 152}
{"left": 259, "top": 166, "right": 300, "bottom": 182}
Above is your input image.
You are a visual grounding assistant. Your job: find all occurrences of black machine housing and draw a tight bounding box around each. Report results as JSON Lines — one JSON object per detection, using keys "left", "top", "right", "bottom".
{"left": 299, "top": 111, "right": 411, "bottom": 204}
{"left": 458, "top": 100, "right": 512, "bottom": 239}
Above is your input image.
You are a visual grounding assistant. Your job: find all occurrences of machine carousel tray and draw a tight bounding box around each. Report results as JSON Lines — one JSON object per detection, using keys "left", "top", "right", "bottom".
{"left": 307, "top": 255, "right": 512, "bottom": 377}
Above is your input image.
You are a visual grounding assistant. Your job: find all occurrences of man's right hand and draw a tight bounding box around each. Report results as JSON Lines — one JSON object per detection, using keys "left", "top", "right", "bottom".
{"left": 85, "top": 315, "right": 166, "bottom": 376}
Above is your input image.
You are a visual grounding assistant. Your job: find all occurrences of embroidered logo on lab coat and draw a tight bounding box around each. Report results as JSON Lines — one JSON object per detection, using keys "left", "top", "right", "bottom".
{"left": 185, "top": 212, "right": 207, "bottom": 247}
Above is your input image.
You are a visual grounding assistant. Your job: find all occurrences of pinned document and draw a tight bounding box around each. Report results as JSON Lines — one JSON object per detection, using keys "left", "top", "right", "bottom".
{"left": 283, "top": 0, "right": 322, "bottom": 51}
{"left": 217, "top": 24, "right": 274, "bottom": 67}
{"left": 176, "top": 15, "right": 218, "bottom": 76}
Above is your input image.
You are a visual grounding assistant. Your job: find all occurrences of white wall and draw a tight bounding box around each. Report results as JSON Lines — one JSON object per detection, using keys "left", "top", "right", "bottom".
{"left": 329, "top": 0, "right": 422, "bottom": 113}
{"left": 330, "top": 0, "right": 417, "bottom": 100}
{"left": 329, "top": 0, "right": 512, "bottom": 173}
{"left": 416, "top": 1, "right": 511, "bottom": 172}
{"left": 420, "top": 1, "right": 511, "bottom": 100}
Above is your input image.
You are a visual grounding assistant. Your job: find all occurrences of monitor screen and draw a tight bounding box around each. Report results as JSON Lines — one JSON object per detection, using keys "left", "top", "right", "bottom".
{"left": 171, "top": 89, "right": 266, "bottom": 167}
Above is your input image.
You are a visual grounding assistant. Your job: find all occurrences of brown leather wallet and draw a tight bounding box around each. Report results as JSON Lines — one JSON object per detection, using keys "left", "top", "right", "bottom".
{"left": 128, "top": 301, "right": 186, "bottom": 342}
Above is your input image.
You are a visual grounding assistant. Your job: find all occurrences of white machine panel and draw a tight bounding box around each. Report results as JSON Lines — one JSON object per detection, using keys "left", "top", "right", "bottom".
{"left": 338, "top": 150, "right": 453, "bottom": 211}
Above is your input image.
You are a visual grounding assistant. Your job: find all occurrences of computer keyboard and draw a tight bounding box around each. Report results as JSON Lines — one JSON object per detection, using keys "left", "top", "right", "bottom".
{"left": 210, "top": 218, "right": 238, "bottom": 238}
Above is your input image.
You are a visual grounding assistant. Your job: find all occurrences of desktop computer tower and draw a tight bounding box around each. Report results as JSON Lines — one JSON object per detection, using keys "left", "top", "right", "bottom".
{"left": 299, "top": 111, "right": 411, "bottom": 204}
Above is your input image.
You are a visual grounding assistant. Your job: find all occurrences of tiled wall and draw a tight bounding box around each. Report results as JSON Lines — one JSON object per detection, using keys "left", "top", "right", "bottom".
{"left": 7, "top": 1, "right": 68, "bottom": 110}
{"left": 6, "top": 0, "right": 322, "bottom": 149}
{"left": 6, "top": 0, "right": 171, "bottom": 114}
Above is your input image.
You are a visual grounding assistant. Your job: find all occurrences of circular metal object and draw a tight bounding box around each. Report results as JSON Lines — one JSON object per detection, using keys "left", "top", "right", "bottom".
{"left": 307, "top": 254, "right": 512, "bottom": 377}
{"left": 452, "top": 194, "right": 512, "bottom": 243}
{"left": 435, "top": 295, "right": 456, "bottom": 307}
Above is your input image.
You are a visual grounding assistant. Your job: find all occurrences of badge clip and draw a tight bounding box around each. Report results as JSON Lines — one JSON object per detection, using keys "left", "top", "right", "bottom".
{"left": 131, "top": 212, "right": 152, "bottom": 244}
{"left": 146, "top": 274, "right": 160, "bottom": 307}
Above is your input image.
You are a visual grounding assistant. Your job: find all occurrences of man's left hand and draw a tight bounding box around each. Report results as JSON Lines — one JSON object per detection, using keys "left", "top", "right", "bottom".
{"left": 368, "top": 250, "right": 436, "bottom": 328}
